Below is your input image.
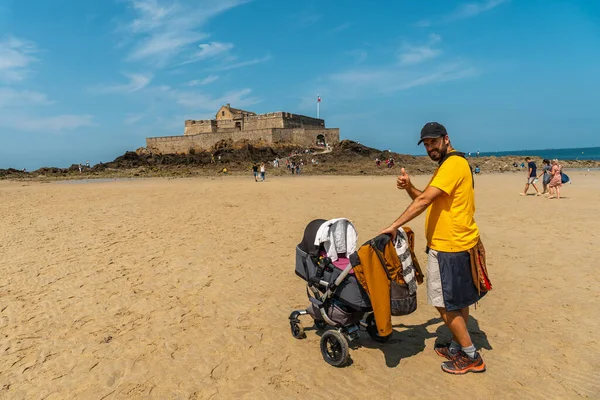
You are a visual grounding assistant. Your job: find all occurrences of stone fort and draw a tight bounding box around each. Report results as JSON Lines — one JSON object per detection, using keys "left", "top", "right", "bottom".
{"left": 146, "top": 104, "right": 340, "bottom": 154}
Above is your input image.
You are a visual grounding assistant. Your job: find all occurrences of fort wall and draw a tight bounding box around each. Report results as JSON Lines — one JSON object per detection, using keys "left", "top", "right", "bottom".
{"left": 147, "top": 128, "right": 275, "bottom": 154}
{"left": 183, "top": 112, "right": 325, "bottom": 135}
{"left": 147, "top": 105, "right": 338, "bottom": 154}
{"left": 146, "top": 127, "right": 339, "bottom": 154}
{"left": 184, "top": 120, "right": 216, "bottom": 135}
{"left": 272, "top": 128, "right": 339, "bottom": 147}
{"left": 243, "top": 114, "right": 285, "bottom": 130}
{"left": 282, "top": 114, "right": 324, "bottom": 128}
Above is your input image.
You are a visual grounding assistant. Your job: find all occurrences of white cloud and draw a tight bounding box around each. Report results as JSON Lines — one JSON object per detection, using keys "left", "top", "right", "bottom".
{"left": 124, "top": 113, "right": 145, "bottom": 125}
{"left": 122, "top": 0, "right": 250, "bottom": 66}
{"left": 201, "top": 75, "right": 220, "bottom": 85}
{"left": 419, "top": 0, "right": 509, "bottom": 26}
{"left": 329, "top": 62, "right": 478, "bottom": 96}
{"left": 330, "top": 22, "right": 351, "bottom": 33}
{"left": 129, "top": 31, "right": 207, "bottom": 65}
{"left": 179, "top": 42, "right": 234, "bottom": 66}
{"left": 194, "top": 42, "right": 234, "bottom": 60}
{"left": 399, "top": 47, "right": 441, "bottom": 65}
{"left": 299, "top": 14, "right": 322, "bottom": 26}
{"left": 0, "top": 35, "right": 39, "bottom": 82}
{"left": 0, "top": 89, "right": 95, "bottom": 133}
{"left": 0, "top": 34, "right": 94, "bottom": 134}
{"left": 211, "top": 55, "right": 271, "bottom": 71}
{"left": 0, "top": 87, "right": 53, "bottom": 107}
{"left": 449, "top": 0, "right": 509, "bottom": 20}
{"left": 399, "top": 34, "right": 442, "bottom": 65}
{"left": 91, "top": 72, "right": 153, "bottom": 94}
{"left": 413, "top": 19, "right": 431, "bottom": 27}
{"left": 187, "top": 75, "right": 219, "bottom": 86}
{"left": 347, "top": 49, "right": 367, "bottom": 63}
{"left": 329, "top": 35, "right": 477, "bottom": 97}
{"left": 129, "top": 0, "right": 175, "bottom": 32}
{"left": 171, "top": 87, "right": 261, "bottom": 110}
{"left": 0, "top": 113, "right": 94, "bottom": 132}
{"left": 389, "top": 64, "right": 479, "bottom": 91}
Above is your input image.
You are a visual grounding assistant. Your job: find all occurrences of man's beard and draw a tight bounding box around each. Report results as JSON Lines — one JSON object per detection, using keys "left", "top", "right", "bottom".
{"left": 428, "top": 146, "right": 447, "bottom": 162}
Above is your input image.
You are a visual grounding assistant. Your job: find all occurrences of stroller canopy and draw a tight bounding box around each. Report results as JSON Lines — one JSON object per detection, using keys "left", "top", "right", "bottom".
{"left": 298, "top": 218, "right": 358, "bottom": 261}
{"left": 298, "top": 219, "right": 327, "bottom": 256}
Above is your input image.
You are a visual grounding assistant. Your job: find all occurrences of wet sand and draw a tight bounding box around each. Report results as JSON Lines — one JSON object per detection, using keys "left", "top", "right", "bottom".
{"left": 0, "top": 172, "right": 598, "bottom": 399}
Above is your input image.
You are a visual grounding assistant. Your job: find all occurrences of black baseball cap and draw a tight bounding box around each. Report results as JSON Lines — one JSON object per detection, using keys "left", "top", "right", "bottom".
{"left": 418, "top": 122, "right": 447, "bottom": 145}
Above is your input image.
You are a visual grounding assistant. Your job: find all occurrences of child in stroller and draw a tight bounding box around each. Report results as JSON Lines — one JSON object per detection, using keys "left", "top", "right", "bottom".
{"left": 289, "top": 218, "right": 389, "bottom": 367}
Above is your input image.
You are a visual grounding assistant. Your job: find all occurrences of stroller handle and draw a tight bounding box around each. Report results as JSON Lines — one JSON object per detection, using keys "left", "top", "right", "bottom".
{"left": 324, "top": 262, "right": 354, "bottom": 299}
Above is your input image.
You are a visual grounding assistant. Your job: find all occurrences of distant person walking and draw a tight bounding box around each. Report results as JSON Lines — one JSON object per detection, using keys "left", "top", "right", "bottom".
{"left": 548, "top": 159, "right": 563, "bottom": 199}
{"left": 252, "top": 163, "right": 259, "bottom": 182}
{"left": 538, "top": 159, "right": 552, "bottom": 194}
{"left": 260, "top": 163, "right": 266, "bottom": 181}
{"left": 520, "top": 157, "right": 541, "bottom": 196}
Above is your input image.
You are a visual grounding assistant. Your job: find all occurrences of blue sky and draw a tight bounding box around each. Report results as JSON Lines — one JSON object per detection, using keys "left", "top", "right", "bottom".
{"left": 1, "top": 0, "right": 599, "bottom": 170}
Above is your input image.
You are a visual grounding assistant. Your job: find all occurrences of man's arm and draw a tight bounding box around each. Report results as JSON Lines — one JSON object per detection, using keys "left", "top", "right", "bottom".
{"left": 381, "top": 185, "right": 445, "bottom": 236}
{"left": 405, "top": 182, "right": 423, "bottom": 200}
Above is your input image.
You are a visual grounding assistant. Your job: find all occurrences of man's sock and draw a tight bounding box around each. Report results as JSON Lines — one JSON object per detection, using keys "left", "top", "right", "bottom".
{"left": 449, "top": 340, "right": 461, "bottom": 354}
{"left": 462, "top": 344, "right": 477, "bottom": 359}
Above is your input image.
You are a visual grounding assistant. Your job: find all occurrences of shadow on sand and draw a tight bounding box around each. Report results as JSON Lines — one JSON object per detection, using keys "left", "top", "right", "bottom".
{"left": 359, "top": 315, "right": 492, "bottom": 368}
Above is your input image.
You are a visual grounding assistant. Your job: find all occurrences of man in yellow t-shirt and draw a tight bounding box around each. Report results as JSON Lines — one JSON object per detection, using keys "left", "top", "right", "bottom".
{"left": 381, "top": 122, "right": 486, "bottom": 375}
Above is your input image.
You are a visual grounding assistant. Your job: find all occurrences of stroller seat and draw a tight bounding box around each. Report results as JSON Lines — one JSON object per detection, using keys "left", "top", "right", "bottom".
{"left": 290, "top": 218, "right": 385, "bottom": 367}
{"left": 295, "top": 219, "right": 369, "bottom": 309}
{"left": 318, "top": 251, "right": 354, "bottom": 274}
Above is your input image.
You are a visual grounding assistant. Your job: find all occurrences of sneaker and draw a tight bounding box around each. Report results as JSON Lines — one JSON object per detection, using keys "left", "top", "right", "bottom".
{"left": 434, "top": 343, "right": 460, "bottom": 360}
{"left": 441, "top": 351, "right": 486, "bottom": 375}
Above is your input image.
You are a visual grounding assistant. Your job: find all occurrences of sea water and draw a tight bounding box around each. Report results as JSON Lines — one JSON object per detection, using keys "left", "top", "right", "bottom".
{"left": 475, "top": 146, "right": 600, "bottom": 161}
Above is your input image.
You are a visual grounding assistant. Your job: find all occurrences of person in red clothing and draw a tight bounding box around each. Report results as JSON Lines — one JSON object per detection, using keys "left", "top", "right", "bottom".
{"left": 547, "top": 159, "right": 563, "bottom": 199}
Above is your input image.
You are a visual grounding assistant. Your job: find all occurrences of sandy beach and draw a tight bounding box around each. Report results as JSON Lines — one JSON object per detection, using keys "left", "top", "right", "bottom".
{"left": 0, "top": 171, "right": 598, "bottom": 399}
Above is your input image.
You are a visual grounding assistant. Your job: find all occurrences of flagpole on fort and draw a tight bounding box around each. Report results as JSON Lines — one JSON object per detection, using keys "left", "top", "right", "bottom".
{"left": 317, "top": 94, "right": 320, "bottom": 119}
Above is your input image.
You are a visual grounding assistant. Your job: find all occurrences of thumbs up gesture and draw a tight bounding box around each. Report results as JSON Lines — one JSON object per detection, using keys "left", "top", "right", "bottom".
{"left": 396, "top": 167, "right": 411, "bottom": 190}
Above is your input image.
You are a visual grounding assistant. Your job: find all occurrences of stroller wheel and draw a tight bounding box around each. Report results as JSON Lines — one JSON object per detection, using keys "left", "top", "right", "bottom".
{"left": 365, "top": 313, "right": 391, "bottom": 343}
{"left": 320, "top": 330, "right": 349, "bottom": 367}
{"left": 290, "top": 319, "right": 306, "bottom": 339}
{"left": 314, "top": 319, "right": 327, "bottom": 331}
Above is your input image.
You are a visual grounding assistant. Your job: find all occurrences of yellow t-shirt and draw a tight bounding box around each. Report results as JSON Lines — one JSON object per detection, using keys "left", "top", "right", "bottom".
{"left": 425, "top": 154, "right": 479, "bottom": 252}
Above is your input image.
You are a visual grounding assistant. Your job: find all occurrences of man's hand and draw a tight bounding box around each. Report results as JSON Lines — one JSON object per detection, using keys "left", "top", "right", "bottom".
{"left": 397, "top": 168, "right": 411, "bottom": 190}
{"left": 379, "top": 225, "right": 398, "bottom": 240}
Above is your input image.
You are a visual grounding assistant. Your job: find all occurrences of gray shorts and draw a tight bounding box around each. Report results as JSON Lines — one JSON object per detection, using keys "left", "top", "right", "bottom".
{"left": 427, "top": 248, "right": 485, "bottom": 311}
{"left": 527, "top": 177, "right": 537, "bottom": 184}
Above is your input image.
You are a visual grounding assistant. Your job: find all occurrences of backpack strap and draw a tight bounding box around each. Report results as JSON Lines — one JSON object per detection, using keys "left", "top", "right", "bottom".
{"left": 439, "top": 151, "right": 474, "bottom": 189}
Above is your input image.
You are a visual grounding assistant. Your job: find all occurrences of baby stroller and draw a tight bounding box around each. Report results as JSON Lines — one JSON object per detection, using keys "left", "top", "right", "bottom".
{"left": 289, "top": 218, "right": 389, "bottom": 367}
